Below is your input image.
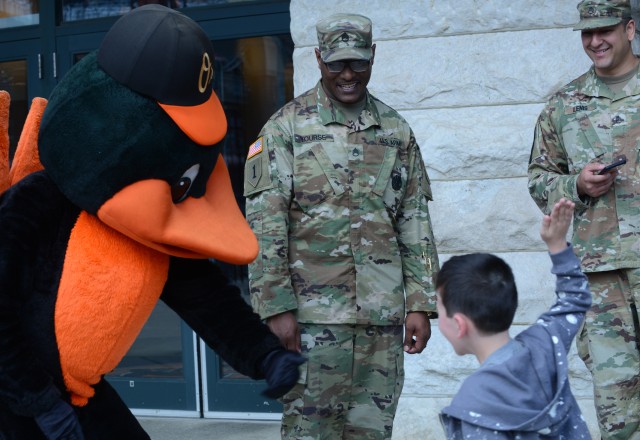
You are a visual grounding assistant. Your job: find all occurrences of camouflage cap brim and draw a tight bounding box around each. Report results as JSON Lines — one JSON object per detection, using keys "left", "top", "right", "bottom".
{"left": 573, "top": 16, "right": 624, "bottom": 30}
{"left": 322, "top": 47, "right": 373, "bottom": 63}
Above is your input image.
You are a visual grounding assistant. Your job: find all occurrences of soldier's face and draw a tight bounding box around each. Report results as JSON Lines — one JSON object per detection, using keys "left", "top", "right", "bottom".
{"left": 581, "top": 20, "right": 637, "bottom": 77}
{"left": 315, "top": 45, "right": 375, "bottom": 104}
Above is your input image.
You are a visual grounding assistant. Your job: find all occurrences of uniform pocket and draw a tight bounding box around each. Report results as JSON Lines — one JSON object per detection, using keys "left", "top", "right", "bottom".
{"left": 371, "top": 146, "right": 404, "bottom": 218}
{"left": 292, "top": 144, "right": 344, "bottom": 213}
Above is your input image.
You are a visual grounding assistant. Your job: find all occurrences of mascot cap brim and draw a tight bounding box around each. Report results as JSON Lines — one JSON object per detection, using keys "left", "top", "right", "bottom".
{"left": 158, "top": 92, "right": 226, "bottom": 147}
{"left": 97, "top": 4, "right": 226, "bottom": 146}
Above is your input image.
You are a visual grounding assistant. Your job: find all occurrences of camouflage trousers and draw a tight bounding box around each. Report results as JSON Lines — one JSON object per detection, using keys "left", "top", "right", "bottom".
{"left": 577, "top": 269, "right": 640, "bottom": 440}
{"left": 279, "top": 323, "right": 404, "bottom": 440}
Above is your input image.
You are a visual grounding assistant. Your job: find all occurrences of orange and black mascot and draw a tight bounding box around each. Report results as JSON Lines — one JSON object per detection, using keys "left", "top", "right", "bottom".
{"left": 0, "top": 5, "right": 303, "bottom": 439}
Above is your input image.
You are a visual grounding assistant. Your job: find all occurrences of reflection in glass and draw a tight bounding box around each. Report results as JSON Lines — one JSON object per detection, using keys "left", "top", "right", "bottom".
{"left": 0, "top": 0, "right": 39, "bottom": 29}
{"left": 107, "top": 301, "right": 184, "bottom": 379}
{"left": 61, "top": 0, "right": 262, "bottom": 22}
{"left": 0, "top": 60, "right": 28, "bottom": 160}
{"left": 210, "top": 34, "right": 293, "bottom": 387}
{"left": 214, "top": 35, "right": 294, "bottom": 207}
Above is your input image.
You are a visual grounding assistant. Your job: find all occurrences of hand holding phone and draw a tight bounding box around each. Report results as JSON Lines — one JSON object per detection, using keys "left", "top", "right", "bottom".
{"left": 597, "top": 154, "right": 627, "bottom": 175}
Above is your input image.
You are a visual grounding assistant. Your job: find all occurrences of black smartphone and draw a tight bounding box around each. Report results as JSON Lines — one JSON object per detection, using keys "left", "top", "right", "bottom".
{"left": 598, "top": 155, "right": 627, "bottom": 175}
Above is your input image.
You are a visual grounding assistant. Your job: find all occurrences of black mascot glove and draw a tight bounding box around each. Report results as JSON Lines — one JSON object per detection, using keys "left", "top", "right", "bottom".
{"left": 34, "top": 399, "right": 85, "bottom": 440}
{"left": 260, "top": 349, "right": 306, "bottom": 399}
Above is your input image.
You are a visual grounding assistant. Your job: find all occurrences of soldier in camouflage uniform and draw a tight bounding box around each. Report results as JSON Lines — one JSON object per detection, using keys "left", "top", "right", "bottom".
{"left": 243, "top": 13, "right": 439, "bottom": 440}
{"left": 528, "top": 1, "right": 640, "bottom": 438}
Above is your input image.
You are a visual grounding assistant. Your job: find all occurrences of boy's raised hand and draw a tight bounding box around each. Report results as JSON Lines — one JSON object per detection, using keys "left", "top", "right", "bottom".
{"left": 540, "top": 198, "right": 575, "bottom": 254}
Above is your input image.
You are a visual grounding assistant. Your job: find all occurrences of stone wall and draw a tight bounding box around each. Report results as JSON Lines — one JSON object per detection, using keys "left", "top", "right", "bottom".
{"left": 289, "top": 1, "right": 597, "bottom": 438}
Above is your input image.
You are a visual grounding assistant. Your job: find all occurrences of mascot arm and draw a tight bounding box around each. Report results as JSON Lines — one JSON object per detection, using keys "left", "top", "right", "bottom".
{"left": 0, "top": 172, "right": 73, "bottom": 417}
{"left": 161, "top": 257, "right": 283, "bottom": 379}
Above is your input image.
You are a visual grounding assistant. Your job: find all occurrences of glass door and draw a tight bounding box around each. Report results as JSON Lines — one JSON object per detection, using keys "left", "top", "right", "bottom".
{"left": 106, "top": 303, "right": 200, "bottom": 415}
{"left": 0, "top": 1, "right": 39, "bottom": 29}
{"left": 202, "top": 33, "right": 293, "bottom": 417}
{"left": 0, "top": 40, "right": 44, "bottom": 159}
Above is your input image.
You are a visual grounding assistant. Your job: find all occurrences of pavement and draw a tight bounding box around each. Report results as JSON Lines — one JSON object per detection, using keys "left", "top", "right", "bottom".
{"left": 137, "top": 416, "right": 281, "bottom": 440}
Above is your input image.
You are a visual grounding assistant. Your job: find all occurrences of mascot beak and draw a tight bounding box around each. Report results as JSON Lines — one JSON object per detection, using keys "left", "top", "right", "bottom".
{"left": 96, "top": 155, "right": 258, "bottom": 264}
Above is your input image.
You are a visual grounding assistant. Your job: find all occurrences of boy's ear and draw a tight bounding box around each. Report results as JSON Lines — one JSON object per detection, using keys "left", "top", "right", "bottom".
{"left": 452, "top": 313, "right": 468, "bottom": 339}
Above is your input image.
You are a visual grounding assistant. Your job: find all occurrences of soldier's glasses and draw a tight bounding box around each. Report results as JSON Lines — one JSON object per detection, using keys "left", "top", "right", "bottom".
{"left": 324, "top": 59, "right": 371, "bottom": 73}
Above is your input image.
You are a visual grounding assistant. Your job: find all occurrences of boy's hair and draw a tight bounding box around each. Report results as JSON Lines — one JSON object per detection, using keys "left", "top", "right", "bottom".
{"left": 436, "top": 253, "right": 517, "bottom": 334}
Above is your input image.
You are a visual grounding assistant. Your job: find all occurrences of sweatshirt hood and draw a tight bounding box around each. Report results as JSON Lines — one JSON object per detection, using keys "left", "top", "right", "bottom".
{"left": 441, "top": 328, "right": 574, "bottom": 435}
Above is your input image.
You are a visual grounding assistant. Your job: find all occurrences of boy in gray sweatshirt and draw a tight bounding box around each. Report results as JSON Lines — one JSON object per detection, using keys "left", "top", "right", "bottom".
{"left": 437, "top": 198, "right": 591, "bottom": 439}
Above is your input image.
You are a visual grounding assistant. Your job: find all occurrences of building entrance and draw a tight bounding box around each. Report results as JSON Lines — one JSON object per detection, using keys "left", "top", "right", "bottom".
{"left": 0, "top": 0, "right": 293, "bottom": 419}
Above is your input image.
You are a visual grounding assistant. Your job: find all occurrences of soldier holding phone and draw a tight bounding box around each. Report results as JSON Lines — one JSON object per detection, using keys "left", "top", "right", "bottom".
{"left": 527, "top": 1, "right": 640, "bottom": 438}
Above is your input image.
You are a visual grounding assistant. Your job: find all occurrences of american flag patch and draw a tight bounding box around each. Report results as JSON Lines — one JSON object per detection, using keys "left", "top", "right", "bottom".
{"left": 247, "top": 137, "right": 263, "bottom": 159}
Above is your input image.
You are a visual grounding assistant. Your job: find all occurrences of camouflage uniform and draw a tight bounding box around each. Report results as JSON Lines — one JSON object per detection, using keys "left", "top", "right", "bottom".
{"left": 528, "top": 65, "right": 640, "bottom": 439}
{"left": 243, "top": 78, "right": 438, "bottom": 440}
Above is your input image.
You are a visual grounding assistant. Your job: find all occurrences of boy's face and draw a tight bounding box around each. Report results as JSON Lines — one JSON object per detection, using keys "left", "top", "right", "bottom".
{"left": 436, "top": 290, "right": 464, "bottom": 355}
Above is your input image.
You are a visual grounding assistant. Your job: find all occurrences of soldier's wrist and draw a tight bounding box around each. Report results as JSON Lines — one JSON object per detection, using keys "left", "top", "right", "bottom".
{"left": 408, "top": 310, "right": 438, "bottom": 319}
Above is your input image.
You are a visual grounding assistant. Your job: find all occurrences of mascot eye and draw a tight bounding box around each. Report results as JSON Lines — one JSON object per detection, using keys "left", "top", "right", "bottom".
{"left": 171, "top": 164, "right": 200, "bottom": 203}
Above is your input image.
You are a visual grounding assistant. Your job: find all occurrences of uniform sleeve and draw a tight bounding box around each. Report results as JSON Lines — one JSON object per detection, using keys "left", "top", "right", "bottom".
{"left": 243, "top": 119, "right": 298, "bottom": 320}
{"left": 527, "top": 104, "right": 591, "bottom": 215}
{"left": 397, "top": 131, "right": 439, "bottom": 315}
{"left": 536, "top": 245, "right": 591, "bottom": 350}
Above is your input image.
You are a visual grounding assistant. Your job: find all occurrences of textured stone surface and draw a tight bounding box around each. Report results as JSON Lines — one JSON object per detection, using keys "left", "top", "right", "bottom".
{"left": 403, "top": 104, "right": 543, "bottom": 180}
{"left": 294, "top": 29, "right": 591, "bottom": 107}
{"left": 291, "top": 0, "right": 580, "bottom": 46}
{"left": 288, "top": 1, "right": 600, "bottom": 438}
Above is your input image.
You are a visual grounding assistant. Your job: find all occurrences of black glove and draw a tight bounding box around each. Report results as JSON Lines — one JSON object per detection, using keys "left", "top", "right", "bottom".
{"left": 34, "top": 398, "right": 84, "bottom": 440}
{"left": 260, "top": 349, "right": 306, "bottom": 399}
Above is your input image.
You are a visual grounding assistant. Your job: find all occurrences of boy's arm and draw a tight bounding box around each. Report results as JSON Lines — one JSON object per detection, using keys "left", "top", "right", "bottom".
{"left": 537, "top": 198, "right": 591, "bottom": 349}
{"left": 538, "top": 246, "right": 591, "bottom": 350}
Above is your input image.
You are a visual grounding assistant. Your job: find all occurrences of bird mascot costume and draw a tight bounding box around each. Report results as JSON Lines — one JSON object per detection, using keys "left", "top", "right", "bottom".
{"left": 0, "top": 5, "right": 304, "bottom": 439}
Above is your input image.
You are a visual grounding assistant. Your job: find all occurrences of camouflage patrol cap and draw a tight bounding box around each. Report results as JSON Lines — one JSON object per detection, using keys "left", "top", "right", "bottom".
{"left": 574, "top": 0, "right": 631, "bottom": 31}
{"left": 316, "top": 13, "right": 373, "bottom": 62}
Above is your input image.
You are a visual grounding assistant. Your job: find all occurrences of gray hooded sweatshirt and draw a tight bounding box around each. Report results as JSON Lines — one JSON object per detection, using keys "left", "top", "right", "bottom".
{"left": 440, "top": 246, "right": 592, "bottom": 439}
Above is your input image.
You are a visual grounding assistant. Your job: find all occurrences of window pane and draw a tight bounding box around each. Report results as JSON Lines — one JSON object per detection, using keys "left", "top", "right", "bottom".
{"left": 108, "top": 302, "right": 184, "bottom": 379}
{"left": 61, "top": 0, "right": 270, "bottom": 23}
{"left": 0, "top": 60, "right": 28, "bottom": 160}
{"left": 214, "top": 34, "right": 294, "bottom": 204}
{"left": 206, "top": 34, "right": 293, "bottom": 406}
{"left": 0, "top": 0, "right": 39, "bottom": 29}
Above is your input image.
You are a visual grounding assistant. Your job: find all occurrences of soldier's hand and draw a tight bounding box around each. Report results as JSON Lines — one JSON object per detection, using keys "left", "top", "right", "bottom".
{"left": 577, "top": 162, "right": 616, "bottom": 198}
{"left": 404, "top": 312, "right": 431, "bottom": 354}
{"left": 266, "top": 311, "right": 301, "bottom": 353}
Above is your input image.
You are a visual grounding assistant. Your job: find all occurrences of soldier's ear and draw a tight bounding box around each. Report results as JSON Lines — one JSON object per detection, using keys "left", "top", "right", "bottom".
{"left": 370, "top": 44, "right": 376, "bottom": 66}
{"left": 626, "top": 19, "right": 636, "bottom": 42}
{"left": 314, "top": 48, "right": 323, "bottom": 68}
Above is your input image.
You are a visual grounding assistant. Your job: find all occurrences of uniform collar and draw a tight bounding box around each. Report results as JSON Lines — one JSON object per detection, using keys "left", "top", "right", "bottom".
{"left": 314, "top": 80, "right": 381, "bottom": 130}
{"left": 582, "top": 63, "right": 640, "bottom": 99}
